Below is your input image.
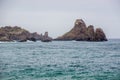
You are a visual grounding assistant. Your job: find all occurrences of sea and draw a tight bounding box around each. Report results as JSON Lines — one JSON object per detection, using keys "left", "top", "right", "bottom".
{"left": 0, "top": 39, "right": 120, "bottom": 80}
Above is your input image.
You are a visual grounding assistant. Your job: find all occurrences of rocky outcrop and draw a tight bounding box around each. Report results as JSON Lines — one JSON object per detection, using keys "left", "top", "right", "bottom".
{"left": 41, "top": 32, "right": 52, "bottom": 42}
{"left": 56, "top": 19, "right": 87, "bottom": 40}
{"left": 0, "top": 26, "right": 30, "bottom": 41}
{"left": 30, "top": 32, "right": 42, "bottom": 40}
{"left": 0, "top": 26, "right": 52, "bottom": 42}
{"left": 55, "top": 19, "right": 107, "bottom": 41}
{"left": 86, "top": 25, "right": 95, "bottom": 41}
{"left": 95, "top": 28, "right": 107, "bottom": 41}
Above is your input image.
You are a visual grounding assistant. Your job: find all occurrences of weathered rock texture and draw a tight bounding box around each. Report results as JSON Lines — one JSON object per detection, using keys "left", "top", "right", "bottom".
{"left": 55, "top": 19, "right": 107, "bottom": 41}
{"left": 0, "top": 26, "right": 52, "bottom": 42}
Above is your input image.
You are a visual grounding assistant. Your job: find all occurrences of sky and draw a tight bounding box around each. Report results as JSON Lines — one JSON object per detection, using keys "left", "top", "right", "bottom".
{"left": 0, "top": 0, "right": 120, "bottom": 39}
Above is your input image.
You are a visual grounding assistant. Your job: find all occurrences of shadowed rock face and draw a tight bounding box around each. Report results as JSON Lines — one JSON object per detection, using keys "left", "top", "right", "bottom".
{"left": 56, "top": 19, "right": 107, "bottom": 41}
{"left": 87, "top": 25, "right": 95, "bottom": 41}
{"left": 30, "top": 32, "right": 42, "bottom": 40}
{"left": 95, "top": 28, "right": 107, "bottom": 41}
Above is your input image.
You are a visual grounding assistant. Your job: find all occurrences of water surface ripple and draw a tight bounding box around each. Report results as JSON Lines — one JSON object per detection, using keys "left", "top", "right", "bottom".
{"left": 0, "top": 39, "right": 120, "bottom": 80}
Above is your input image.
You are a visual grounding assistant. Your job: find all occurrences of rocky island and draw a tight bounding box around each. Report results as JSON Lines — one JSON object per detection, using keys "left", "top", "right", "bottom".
{"left": 55, "top": 19, "right": 107, "bottom": 41}
{"left": 0, "top": 26, "right": 52, "bottom": 42}
{"left": 0, "top": 19, "right": 107, "bottom": 42}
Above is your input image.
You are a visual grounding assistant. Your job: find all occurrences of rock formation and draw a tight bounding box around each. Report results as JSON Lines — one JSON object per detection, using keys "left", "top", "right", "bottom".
{"left": 41, "top": 32, "right": 52, "bottom": 42}
{"left": 55, "top": 19, "right": 107, "bottom": 41}
{"left": 95, "top": 28, "right": 107, "bottom": 41}
{"left": 0, "top": 19, "right": 107, "bottom": 42}
{"left": 0, "top": 26, "right": 52, "bottom": 42}
{"left": 30, "top": 32, "right": 42, "bottom": 40}
{"left": 86, "top": 25, "right": 95, "bottom": 41}
{"left": 0, "top": 26, "right": 29, "bottom": 41}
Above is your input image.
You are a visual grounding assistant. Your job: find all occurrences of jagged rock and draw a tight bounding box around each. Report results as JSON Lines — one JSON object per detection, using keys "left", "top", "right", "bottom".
{"left": 56, "top": 19, "right": 88, "bottom": 40}
{"left": 30, "top": 32, "right": 42, "bottom": 40}
{"left": 55, "top": 19, "right": 107, "bottom": 41}
{"left": 41, "top": 32, "right": 52, "bottom": 42}
{"left": 0, "top": 26, "right": 42, "bottom": 42}
{"left": 86, "top": 25, "right": 95, "bottom": 41}
{"left": 95, "top": 28, "right": 107, "bottom": 41}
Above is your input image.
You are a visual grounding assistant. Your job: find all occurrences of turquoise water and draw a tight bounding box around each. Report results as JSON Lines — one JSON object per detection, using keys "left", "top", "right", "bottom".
{"left": 0, "top": 40, "right": 120, "bottom": 80}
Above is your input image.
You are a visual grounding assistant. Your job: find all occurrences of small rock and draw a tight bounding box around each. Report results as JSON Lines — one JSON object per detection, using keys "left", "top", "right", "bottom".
{"left": 41, "top": 32, "right": 52, "bottom": 42}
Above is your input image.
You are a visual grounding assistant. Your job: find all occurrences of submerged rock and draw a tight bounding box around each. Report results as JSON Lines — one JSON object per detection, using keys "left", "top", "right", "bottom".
{"left": 55, "top": 19, "right": 107, "bottom": 41}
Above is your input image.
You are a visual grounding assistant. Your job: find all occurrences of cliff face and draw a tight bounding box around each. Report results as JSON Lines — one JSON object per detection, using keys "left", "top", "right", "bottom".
{"left": 0, "top": 26, "right": 51, "bottom": 42}
{"left": 56, "top": 19, "right": 107, "bottom": 41}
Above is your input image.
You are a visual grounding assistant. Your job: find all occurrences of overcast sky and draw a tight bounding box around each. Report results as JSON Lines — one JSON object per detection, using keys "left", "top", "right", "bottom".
{"left": 0, "top": 0, "right": 120, "bottom": 38}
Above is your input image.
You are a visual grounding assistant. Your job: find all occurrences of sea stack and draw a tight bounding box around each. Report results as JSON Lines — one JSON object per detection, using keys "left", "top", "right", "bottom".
{"left": 95, "top": 28, "right": 107, "bottom": 41}
{"left": 86, "top": 25, "right": 95, "bottom": 41}
{"left": 55, "top": 19, "right": 107, "bottom": 41}
{"left": 41, "top": 32, "right": 52, "bottom": 42}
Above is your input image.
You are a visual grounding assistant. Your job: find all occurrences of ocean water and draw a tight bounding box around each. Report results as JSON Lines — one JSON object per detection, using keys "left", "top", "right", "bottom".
{"left": 0, "top": 39, "right": 120, "bottom": 80}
